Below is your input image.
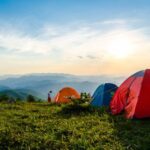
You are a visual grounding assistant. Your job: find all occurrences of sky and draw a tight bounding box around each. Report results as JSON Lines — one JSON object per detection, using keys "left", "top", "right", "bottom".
{"left": 0, "top": 0, "right": 150, "bottom": 76}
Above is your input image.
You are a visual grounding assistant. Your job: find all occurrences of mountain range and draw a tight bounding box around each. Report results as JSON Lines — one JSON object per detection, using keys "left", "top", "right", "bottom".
{"left": 0, "top": 73, "right": 125, "bottom": 100}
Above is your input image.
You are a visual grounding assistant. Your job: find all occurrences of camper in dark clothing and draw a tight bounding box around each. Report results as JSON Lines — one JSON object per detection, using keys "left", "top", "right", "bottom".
{"left": 48, "top": 91, "right": 52, "bottom": 102}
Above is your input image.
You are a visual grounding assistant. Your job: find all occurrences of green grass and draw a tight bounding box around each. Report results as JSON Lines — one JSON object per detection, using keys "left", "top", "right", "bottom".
{"left": 0, "top": 102, "right": 149, "bottom": 150}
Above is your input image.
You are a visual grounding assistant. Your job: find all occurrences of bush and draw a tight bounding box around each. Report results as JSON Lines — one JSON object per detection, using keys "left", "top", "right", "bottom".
{"left": 27, "top": 95, "right": 36, "bottom": 102}
{"left": 0, "top": 94, "right": 9, "bottom": 102}
{"left": 70, "top": 92, "right": 92, "bottom": 105}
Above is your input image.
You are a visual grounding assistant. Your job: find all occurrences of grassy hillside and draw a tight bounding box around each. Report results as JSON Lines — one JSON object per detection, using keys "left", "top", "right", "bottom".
{"left": 0, "top": 89, "right": 42, "bottom": 101}
{"left": 0, "top": 90, "right": 22, "bottom": 99}
{"left": 0, "top": 102, "right": 149, "bottom": 150}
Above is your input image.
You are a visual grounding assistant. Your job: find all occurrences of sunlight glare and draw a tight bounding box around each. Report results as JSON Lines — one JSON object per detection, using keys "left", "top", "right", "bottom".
{"left": 107, "top": 36, "right": 134, "bottom": 59}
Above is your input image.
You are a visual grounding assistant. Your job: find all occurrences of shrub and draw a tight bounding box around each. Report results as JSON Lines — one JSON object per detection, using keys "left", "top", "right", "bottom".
{"left": 0, "top": 94, "right": 9, "bottom": 102}
{"left": 70, "top": 92, "right": 92, "bottom": 105}
{"left": 27, "top": 95, "right": 36, "bottom": 102}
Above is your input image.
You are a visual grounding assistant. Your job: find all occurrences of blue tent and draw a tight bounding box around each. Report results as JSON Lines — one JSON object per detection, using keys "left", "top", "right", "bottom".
{"left": 91, "top": 83, "right": 118, "bottom": 106}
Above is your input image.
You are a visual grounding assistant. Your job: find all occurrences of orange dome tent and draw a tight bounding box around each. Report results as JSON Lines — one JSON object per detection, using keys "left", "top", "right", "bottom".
{"left": 54, "top": 87, "right": 80, "bottom": 103}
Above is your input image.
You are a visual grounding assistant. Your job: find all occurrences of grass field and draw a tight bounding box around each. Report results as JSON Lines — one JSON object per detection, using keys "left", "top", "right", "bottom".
{"left": 0, "top": 102, "right": 150, "bottom": 150}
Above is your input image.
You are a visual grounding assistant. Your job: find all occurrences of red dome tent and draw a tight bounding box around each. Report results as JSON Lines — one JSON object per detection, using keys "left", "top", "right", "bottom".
{"left": 110, "top": 69, "right": 150, "bottom": 119}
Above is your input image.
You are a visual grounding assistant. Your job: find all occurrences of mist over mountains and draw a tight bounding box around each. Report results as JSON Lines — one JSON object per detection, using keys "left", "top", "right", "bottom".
{"left": 0, "top": 73, "right": 125, "bottom": 100}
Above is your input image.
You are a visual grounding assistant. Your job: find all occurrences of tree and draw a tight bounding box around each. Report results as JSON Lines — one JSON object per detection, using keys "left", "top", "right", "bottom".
{"left": 0, "top": 94, "right": 9, "bottom": 102}
{"left": 27, "top": 95, "right": 36, "bottom": 102}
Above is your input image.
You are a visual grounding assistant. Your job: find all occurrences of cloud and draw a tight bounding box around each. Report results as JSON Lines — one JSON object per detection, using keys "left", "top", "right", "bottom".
{"left": 78, "top": 56, "right": 83, "bottom": 59}
{"left": 0, "top": 19, "right": 150, "bottom": 75}
{"left": 101, "top": 19, "right": 127, "bottom": 25}
{"left": 100, "top": 19, "right": 140, "bottom": 25}
{"left": 77, "top": 55, "right": 98, "bottom": 60}
{"left": 0, "top": 20, "right": 148, "bottom": 58}
{"left": 86, "top": 55, "right": 98, "bottom": 59}
{"left": 0, "top": 19, "right": 125, "bottom": 53}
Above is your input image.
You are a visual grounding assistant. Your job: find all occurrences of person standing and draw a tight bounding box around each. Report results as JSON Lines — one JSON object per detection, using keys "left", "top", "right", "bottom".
{"left": 48, "top": 91, "right": 52, "bottom": 102}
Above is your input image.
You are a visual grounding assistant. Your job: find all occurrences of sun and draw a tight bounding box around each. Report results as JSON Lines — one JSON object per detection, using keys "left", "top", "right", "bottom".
{"left": 107, "top": 36, "right": 134, "bottom": 59}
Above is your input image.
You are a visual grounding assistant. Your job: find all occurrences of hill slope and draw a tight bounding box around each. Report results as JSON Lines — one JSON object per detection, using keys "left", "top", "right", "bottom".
{"left": 0, "top": 89, "right": 41, "bottom": 100}
{"left": 0, "top": 90, "right": 24, "bottom": 100}
{"left": 0, "top": 73, "right": 124, "bottom": 99}
{"left": 0, "top": 102, "right": 149, "bottom": 149}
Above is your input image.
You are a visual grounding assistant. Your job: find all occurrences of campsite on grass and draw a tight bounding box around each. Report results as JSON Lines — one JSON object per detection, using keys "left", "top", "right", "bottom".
{"left": 0, "top": 0, "right": 150, "bottom": 149}
{"left": 0, "top": 69, "right": 150, "bottom": 149}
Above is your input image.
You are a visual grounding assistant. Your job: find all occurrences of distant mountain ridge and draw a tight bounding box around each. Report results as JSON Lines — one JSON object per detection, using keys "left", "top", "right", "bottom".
{"left": 0, "top": 73, "right": 125, "bottom": 100}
